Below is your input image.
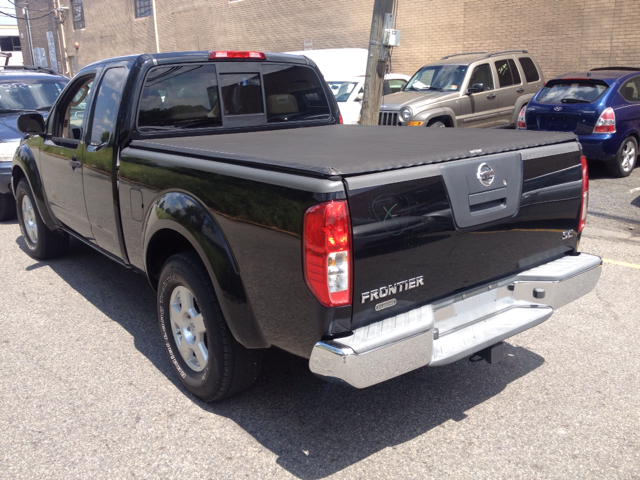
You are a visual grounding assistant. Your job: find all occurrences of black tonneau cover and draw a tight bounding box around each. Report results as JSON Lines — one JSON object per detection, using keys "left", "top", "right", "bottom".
{"left": 131, "top": 126, "right": 576, "bottom": 178}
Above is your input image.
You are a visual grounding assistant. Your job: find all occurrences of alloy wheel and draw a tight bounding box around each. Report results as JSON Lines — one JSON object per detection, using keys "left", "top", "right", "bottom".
{"left": 169, "top": 285, "right": 208, "bottom": 372}
{"left": 21, "top": 195, "right": 38, "bottom": 244}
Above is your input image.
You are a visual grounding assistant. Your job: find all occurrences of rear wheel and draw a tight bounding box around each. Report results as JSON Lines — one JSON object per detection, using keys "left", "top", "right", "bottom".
{"left": 607, "top": 136, "right": 637, "bottom": 178}
{"left": 0, "top": 192, "right": 16, "bottom": 221}
{"left": 158, "top": 252, "right": 262, "bottom": 401}
{"left": 15, "top": 179, "right": 68, "bottom": 259}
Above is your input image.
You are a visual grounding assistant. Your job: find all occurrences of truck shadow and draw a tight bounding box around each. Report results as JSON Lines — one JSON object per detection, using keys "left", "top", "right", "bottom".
{"left": 15, "top": 235, "right": 545, "bottom": 480}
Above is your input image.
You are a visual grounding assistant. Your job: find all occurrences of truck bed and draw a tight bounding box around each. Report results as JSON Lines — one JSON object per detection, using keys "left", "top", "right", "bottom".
{"left": 131, "top": 126, "right": 576, "bottom": 178}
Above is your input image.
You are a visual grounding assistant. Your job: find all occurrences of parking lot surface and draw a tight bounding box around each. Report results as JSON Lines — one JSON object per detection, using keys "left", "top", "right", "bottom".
{"left": 1, "top": 163, "right": 639, "bottom": 479}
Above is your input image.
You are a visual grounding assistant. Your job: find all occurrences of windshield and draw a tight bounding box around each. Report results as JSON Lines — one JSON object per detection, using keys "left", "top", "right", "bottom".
{"left": 0, "top": 79, "right": 67, "bottom": 111}
{"left": 405, "top": 65, "right": 467, "bottom": 92}
{"left": 327, "top": 81, "right": 359, "bottom": 102}
{"left": 536, "top": 80, "right": 609, "bottom": 104}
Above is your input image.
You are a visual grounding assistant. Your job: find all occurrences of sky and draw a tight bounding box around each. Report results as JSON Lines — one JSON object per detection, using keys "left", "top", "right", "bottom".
{"left": 0, "top": 0, "right": 19, "bottom": 27}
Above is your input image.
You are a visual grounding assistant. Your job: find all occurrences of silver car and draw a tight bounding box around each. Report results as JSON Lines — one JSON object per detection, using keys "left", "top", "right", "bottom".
{"left": 379, "top": 50, "right": 544, "bottom": 128}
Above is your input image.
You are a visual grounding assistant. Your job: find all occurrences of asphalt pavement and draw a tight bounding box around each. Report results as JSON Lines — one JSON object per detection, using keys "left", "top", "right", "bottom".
{"left": 0, "top": 162, "right": 639, "bottom": 479}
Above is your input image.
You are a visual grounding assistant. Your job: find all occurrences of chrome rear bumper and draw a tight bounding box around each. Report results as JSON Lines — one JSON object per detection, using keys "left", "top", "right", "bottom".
{"left": 309, "top": 253, "right": 602, "bottom": 388}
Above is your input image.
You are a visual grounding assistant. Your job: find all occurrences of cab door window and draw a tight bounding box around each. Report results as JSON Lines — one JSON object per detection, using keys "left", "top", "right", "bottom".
{"left": 55, "top": 75, "right": 94, "bottom": 141}
{"left": 468, "top": 64, "right": 494, "bottom": 91}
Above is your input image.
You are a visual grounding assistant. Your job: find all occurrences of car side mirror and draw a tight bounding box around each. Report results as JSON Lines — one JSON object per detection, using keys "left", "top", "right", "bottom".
{"left": 466, "top": 83, "right": 484, "bottom": 95}
{"left": 355, "top": 92, "right": 364, "bottom": 102}
{"left": 17, "top": 113, "right": 46, "bottom": 135}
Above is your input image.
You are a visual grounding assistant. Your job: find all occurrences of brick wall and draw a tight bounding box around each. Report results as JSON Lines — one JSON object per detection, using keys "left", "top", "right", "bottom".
{"left": 15, "top": 0, "right": 66, "bottom": 74}
{"left": 18, "top": 0, "right": 640, "bottom": 80}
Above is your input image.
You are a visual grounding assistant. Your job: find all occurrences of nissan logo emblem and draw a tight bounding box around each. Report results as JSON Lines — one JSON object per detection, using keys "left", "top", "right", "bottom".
{"left": 477, "top": 163, "right": 495, "bottom": 187}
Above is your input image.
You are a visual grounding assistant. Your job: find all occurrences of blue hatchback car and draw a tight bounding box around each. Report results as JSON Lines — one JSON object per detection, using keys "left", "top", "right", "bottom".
{"left": 518, "top": 67, "right": 640, "bottom": 177}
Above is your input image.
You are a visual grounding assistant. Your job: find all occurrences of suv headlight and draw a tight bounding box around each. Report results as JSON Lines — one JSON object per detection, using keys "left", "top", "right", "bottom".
{"left": 400, "top": 107, "right": 412, "bottom": 122}
{"left": 0, "top": 141, "right": 20, "bottom": 162}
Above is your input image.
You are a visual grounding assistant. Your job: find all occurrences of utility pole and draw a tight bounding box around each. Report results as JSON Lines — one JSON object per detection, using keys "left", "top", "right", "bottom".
{"left": 54, "top": 0, "right": 70, "bottom": 76}
{"left": 359, "top": 0, "right": 395, "bottom": 126}
{"left": 23, "top": 4, "right": 35, "bottom": 67}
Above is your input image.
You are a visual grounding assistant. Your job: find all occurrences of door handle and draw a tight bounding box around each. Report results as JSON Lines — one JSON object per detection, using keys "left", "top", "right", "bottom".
{"left": 69, "top": 156, "right": 82, "bottom": 170}
{"left": 516, "top": 87, "right": 525, "bottom": 93}
{"left": 486, "top": 93, "right": 496, "bottom": 100}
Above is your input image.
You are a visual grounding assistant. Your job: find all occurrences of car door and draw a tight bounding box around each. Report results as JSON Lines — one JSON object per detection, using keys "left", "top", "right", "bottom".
{"left": 494, "top": 57, "right": 523, "bottom": 126}
{"left": 82, "top": 65, "right": 128, "bottom": 258}
{"left": 39, "top": 70, "right": 98, "bottom": 239}
{"left": 458, "top": 63, "right": 498, "bottom": 128}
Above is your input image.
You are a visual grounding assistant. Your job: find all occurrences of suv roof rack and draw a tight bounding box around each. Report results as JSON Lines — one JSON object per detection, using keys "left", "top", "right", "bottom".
{"left": 590, "top": 66, "right": 640, "bottom": 72}
{"left": 441, "top": 52, "right": 487, "bottom": 60}
{"left": 0, "top": 65, "right": 60, "bottom": 75}
{"left": 482, "top": 50, "right": 528, "bottom": 59}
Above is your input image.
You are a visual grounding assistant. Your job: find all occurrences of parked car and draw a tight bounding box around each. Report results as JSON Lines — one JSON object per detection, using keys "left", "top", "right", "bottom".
{"left": 328, "top": 73, "right": 410, "bottom": 124}
{"left": 379, "top": 50, "right": 544, "bottom": 128}
{"left": 0, "top": 66, "right": 68, "bottom": 220}
{"left": 518, "top": 67, "right": 640, "bottom": 177}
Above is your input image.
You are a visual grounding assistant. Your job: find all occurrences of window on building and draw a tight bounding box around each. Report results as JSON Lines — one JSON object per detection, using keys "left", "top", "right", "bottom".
{"left": 72, "top": 0, "right": 85, "bottom": 30}
{"left": 135, "top": 0, "right": 153, "bottom": 18}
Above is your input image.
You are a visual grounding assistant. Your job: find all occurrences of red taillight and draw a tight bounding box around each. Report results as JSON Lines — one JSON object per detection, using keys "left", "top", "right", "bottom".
{"left": 303, "top": 200, "right": 352, "bottom": 307}
{"left": 209, "top": 51, "right": 266, "bottom": 60}
{"left": 339, "top": 114, "right": 343, "bottom": 125}
{"left": 517, "top": 106, "right": 527, "bottom": 129}
{"left": 578, "top": 155, "right": 589, "bottom": 233}
{"left": 593, "top": 107, "right": 616, "bottom": 133}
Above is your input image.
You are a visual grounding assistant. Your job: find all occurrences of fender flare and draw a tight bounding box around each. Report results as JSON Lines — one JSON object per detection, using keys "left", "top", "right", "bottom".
{"left": 144, "top": 191, "right": 268, "bottom": 349}
{"left": 11, "top": 143, "right": 58, "bottom": 230}
{"left": 412, "top": 106, "right": 457, "bottom": 127}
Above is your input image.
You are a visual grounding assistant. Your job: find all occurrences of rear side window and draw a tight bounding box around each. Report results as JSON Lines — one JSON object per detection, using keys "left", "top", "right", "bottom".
{"left": 536, "top": 80, "right": 609, "bottom": 104}
{"left": 620, "top": 76, "right": 640, "bottom": 102}
{"left": 518, "top": 57, "right": 540, "bottom": 83}
{"left": 88, "top": 67, "right": 126, "bottom": 146}
{"left": 138, "top": 64, "right": 222, "bottom": 130}
{"left": 494, "top": 59, "right": 521, "bottom": 87}
{"left": 263, "top": 65, "right": 330, "bottom": 122}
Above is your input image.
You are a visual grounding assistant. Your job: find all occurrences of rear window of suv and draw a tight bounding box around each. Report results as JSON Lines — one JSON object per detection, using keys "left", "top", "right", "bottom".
{"left": 536, "top": 79, "right": 609, "bottom": 104}
{"left": 518, "top": 57, "right": 540, "bottom": 83}
{"left": 138, "top": 63, "right": 331, "bottom": 130}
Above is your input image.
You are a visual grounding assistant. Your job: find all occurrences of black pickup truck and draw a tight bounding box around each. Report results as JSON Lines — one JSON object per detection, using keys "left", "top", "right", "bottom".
{"left": 9, "top": 50, "right": 601, "bottom": 401}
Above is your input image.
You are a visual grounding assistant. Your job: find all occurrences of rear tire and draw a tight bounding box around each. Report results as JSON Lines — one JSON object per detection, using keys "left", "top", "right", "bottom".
{"left": 0, "top": 192, "right": 16, "bottom": 221}
{"left": 157, "top": 251, "right": 262, "bottom": 402}
{"left": 607, "top": 136, "right": 637, "bottom": 178}
{"left": 15, "top": 179, "right": 68, "bottom": 259}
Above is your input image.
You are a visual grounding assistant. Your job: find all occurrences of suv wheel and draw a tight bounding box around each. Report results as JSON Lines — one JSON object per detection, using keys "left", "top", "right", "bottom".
{"left": 428, "top": 120, "right": 446, "bottom": 128}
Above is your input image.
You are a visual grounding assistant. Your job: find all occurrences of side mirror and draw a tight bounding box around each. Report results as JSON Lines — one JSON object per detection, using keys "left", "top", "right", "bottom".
{"left": 355, "top": 92, "right": 364, "bottom": 102}
{"left": 17, "top": 113, "right": 46, "bottom": 135}
{"left": 466, "top": 83, "right": 484, "bottom": 95}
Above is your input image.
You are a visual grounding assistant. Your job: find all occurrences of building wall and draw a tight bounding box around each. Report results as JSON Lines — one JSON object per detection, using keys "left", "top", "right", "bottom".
{"left": 15, "top": 0, "right": 66, "bottom": 74}
{"left": 19, "top": 0, "right": 640, "bottom": 80}
{"left": 392, "top": 0, "right": 640, "bottom": 79}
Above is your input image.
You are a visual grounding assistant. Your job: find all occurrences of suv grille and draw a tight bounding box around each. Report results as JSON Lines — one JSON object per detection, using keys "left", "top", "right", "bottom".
{"left": 379, "top": 111, "right": 399, "bottom": 126}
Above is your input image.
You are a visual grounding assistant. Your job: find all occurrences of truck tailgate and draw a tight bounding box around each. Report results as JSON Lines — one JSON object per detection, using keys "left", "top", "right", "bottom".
{"left": 345, "top": 141, "right": 584, "bottom": 330}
